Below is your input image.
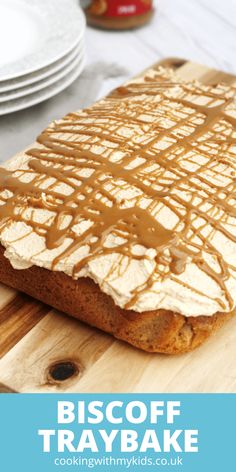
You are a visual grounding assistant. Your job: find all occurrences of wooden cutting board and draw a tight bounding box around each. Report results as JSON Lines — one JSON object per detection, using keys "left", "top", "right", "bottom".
{"left": 0, "top": 58, "right": 236, "bottom": 394}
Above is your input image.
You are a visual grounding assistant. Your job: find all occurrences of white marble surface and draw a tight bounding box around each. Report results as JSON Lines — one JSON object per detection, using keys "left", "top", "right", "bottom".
{"left": 0, "top": 0, "right": 236, "bottom": 162}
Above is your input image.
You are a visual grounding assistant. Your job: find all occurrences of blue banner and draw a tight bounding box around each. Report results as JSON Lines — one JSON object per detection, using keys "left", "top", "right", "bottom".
{"left": 0, "top": 394, "right": 234, "bottom": 471}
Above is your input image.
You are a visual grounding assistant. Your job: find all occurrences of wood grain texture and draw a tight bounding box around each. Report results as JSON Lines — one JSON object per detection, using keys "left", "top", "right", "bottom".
{"left": 0, "top": 294, "right": 48, "bottom": 359}
{"left": 0, "top": 58, "right": 236, "bottom": 393}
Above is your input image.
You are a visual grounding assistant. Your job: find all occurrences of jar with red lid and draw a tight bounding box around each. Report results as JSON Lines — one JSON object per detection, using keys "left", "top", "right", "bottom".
{"left": 81, "top": 1, "right": 154, "bottom": 30}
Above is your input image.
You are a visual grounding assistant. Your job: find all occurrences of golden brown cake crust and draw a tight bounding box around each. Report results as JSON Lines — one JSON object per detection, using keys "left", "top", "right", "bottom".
{"left": 0, "top": 245, "right": 233, "bottom": 354}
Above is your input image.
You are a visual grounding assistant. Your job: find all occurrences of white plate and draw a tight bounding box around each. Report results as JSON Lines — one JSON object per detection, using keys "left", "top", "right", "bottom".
{"left": 0, "top": 57, "right": 85, "bottom": 116}
{"left": 0, "top": 47, "right": 85, "bottom": 103}
{"left": 0, "top": 0, "right": 85, "bottom": 81}
{"left": 0, "top": 40, "right": 84, "bottom": 93}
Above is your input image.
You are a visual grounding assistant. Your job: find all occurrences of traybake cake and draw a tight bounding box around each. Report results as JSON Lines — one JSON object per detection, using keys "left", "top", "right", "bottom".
{"left": 0, "top": 66, "right": 236, "bottom": 353}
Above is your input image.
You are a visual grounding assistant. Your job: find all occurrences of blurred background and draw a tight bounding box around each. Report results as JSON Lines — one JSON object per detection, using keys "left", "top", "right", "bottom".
{"left": 0, "top": 0, "right": 235, "bottom": 161}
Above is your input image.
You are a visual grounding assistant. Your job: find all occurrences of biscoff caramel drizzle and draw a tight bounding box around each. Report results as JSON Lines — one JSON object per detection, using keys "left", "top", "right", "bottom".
{"left": 0, "top": 68, "right": 236, "bottom": 312}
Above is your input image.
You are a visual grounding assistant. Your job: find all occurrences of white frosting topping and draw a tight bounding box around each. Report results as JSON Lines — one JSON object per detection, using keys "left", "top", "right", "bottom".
{"left": 1, "top": 67, "right": 236, "bottom": 318}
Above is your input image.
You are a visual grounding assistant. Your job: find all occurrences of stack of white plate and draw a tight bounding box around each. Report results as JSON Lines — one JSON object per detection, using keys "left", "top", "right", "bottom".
{"left": 0, "top": 0, "right": 86, "bottom": 115}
